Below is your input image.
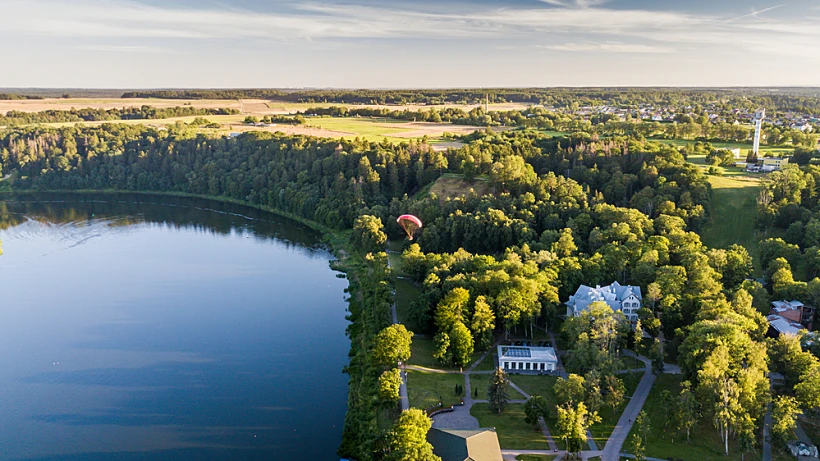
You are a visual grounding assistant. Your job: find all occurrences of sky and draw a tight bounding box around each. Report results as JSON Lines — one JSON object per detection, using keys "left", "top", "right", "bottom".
{"left": 1, "top": 0, "right": 819, "bottom": 88}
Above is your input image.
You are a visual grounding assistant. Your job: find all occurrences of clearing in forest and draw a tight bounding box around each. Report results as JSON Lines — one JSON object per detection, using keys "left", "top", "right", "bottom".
{"left": 700, "top": 176, "right": 762, "bottom": 271}
{"left": 424, "top": 175, "right": 492, "bottom": 202}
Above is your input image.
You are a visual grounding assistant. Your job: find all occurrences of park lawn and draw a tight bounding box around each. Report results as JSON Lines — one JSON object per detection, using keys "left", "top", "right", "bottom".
{"left": 509, "top": 375, "right": 558, "bottom": 401}
{"left": 699, "top": 175, "right": 762, "bottom": 272}
{"left": 589, "top": 372, "right": 643, "bottom": 447}
{"left": 800, "top": 415, "right": 820, "bottom": 446}
{"left": 516, "top": 455, "right": 558, "bottom": 461}
{"left": 406, "top": 370, "right": 465, "bottom": 410}
{"left": 471, "top": 350, "right": 498, "bottom": 371}
{"left": 470, "top": 373, "right": 525, "bottom": 401}
{"left": 394, "top": 278, "right": 421, "bottom": 330}
{"left": 626, "top": 374, "right": 758, "bottom": 461}
{"left": 471, "top": 403, "right": 549, "bottom": 450}
{"left": 506, "top": 375, "right": 570, "bottom": 449}
{"left": 407, "top": 335, "right": 483, "bottom": 371}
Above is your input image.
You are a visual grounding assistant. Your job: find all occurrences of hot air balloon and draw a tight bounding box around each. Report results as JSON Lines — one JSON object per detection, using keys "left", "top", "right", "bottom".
{"left": 397, "top": 214, "right": 423, "bottom": 240}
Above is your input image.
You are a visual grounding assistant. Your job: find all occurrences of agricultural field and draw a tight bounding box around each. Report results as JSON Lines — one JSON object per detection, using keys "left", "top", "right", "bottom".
{"left": 0, "top": 97, "right": 504, "bottom": 145}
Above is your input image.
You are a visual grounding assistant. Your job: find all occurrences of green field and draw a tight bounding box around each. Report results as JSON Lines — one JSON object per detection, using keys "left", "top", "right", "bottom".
{"left": 589, "top": 372, "right": 642, "bottom": 448}
{"left": 406, "top": 369, "right": 465, "bottom": 410}
{"left": 471, "top": 373, "right": 525, "bottom": 400}
{"left": 394, "top": 278, "right": 421, "bottom": 330}
{"left": 699, "top": 176, "right": 762, "bottom": 272}
{"left": 471, "top": 403, "right": 549, "bottom": 450}
{"left": 625, "top": 375, "right": 760, "bottom": 461}
{"left": 407, "top": 336, "right": 484, "bottom": 371}
{"left": 516, "top": 455, "right": 558, "bottom": 461}
{"left": 651, "top": 138, "right": 794, "bottom": 156}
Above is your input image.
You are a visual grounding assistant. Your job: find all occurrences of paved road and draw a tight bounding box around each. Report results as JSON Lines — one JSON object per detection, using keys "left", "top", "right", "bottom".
{"left": 600, "top": 351, "right": 656, "bottom": 461}
{"left": 386, "top": 250, "right": 409, "bottom": 411}
{"left": 762, "top": 377, "right": 773, "bottom": 461}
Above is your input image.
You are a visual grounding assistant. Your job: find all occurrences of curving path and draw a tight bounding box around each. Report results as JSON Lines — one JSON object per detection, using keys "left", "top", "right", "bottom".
{"left": 601, "top": 350, "right": 655, "bottom": 461}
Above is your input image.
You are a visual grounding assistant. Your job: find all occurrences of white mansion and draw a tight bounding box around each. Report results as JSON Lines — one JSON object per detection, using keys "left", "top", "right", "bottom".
{"left": 565, "top": 281, "right": 643, "bottom": 325}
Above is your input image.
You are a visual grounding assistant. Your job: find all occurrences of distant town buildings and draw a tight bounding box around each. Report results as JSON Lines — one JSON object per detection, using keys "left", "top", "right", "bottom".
{"left": 566, "top": 281, "right": 643, "bottom": 325}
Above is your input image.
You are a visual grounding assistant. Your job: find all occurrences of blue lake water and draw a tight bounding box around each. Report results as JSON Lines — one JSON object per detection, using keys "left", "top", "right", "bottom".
{"left": 0, "top": 194, "right": 350, "bottom": 461}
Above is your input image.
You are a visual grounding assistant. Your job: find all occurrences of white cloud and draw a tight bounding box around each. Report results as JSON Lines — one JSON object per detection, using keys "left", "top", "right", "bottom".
{"left": 0, "top": 0, "right": 818, "bottom": 60}
{"left": 541, "top": 42, "right": 674, "bottom": 53}
{"left": 78, "top": 45, "right": 174, "bottom": 53}
{"left": 539, "top": 0, "right": 610, "bottom": 8}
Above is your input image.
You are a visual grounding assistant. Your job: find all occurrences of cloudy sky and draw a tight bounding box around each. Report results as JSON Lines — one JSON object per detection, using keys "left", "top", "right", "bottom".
{"left": 1, "top": 0, "right": 819, "bottom": 88}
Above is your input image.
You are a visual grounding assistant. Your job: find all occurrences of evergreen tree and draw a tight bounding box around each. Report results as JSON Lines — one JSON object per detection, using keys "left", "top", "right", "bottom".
{"left": 488, "top": 367, "right": 510, "bottom": 414}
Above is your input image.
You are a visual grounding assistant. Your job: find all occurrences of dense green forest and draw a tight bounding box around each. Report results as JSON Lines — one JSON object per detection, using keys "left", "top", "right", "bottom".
{"left": 1, "top": 122, "right": 819, "bottom": 460}
{"left": 0, "top": 106, "right": 239, "bottom": 126}
{"left": 119, "top": 87, "right": 820, "bottom": 112}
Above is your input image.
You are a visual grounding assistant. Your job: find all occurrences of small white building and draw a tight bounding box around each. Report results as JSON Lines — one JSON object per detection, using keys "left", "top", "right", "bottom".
{"left": 497, "top": 345, "right": 558, "bottom": 373}
{"left": 565, "top": 281, "right": 642, "bottom": 325}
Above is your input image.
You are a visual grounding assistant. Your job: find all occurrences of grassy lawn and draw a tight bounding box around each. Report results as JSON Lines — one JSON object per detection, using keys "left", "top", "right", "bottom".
{"left": 516, "top": 455, "right": 558, "bottom": 461}
{"left": 699, "top": 176, "right": 762, "bottom": 273}
{"left": 800, "top": 415, "right": 820, "bottom": 445}
{"left": 589, "top": 372, "right": 642, "bottom": 447}
{"left": 471, "top": 373, "right": 525, "bottom": 400}
{"left": 407, "top": 335, "right": 483, "bottom": 371}
{"left": 626, "top": 374, "right": 762, "bottom": 461}
{"left": 406, "top": 370, "right": 465, "bottom": 410}
{"left": 506, "top": 375, "right": 569, "bottom": 449}
{"left": 471, "top": 350, "right": 498, "bottom": 371}
{"left": 394, "top": 278, "right": 421, "bottom": 330}
{"left": 471, "top": 403, "right": 549, "bottom": 450}
{"left": 509, "top": 375, "right": 558, "bottom": 401}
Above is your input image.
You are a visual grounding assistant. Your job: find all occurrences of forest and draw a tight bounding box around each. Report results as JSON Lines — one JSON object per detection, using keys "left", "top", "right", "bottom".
{"left": 0, "top": 121, "right": 819, "bottom": 460}
{"left": 118, "top": 87, "right": 820, "bottom": 112}
{"left": 0, "top": 106, "right": 239, "bottom": 126}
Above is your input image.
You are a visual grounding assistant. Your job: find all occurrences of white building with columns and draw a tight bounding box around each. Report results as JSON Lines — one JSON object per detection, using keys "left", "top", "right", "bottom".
{"left": 497, "top": 345, "right": 558, "bottom": 373}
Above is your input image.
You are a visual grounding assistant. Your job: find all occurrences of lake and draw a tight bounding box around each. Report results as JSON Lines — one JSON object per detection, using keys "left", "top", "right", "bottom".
{"left": 0, "top": 193, "right": 350, "bottom": 461}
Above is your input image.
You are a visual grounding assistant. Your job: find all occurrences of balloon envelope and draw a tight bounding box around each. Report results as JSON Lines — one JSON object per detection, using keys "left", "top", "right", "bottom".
{"left": 397, "top": 214, "right": 423, "bottom": 240}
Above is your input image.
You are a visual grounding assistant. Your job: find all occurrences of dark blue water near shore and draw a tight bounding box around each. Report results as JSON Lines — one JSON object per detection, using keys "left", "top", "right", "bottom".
{"left": 0, "top": 194, "right": 349, "bottom": 461}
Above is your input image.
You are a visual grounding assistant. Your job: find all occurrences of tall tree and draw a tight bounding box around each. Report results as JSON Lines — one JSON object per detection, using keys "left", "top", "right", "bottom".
{"left": 603, "top": 375, "right": 625, "bottom": 413}
{"left": 676, "top": 380, "right": 699, "bottom": 443}
{"left": 449, "top": 321, "right": 475, "bottom": 370}
{"left": 386, "top": 409, "right": 441, "bottom": 461}
{"left": 470, "top": 295, "right": 496, "bottom": 351}
{"left": 488, "top": 367, "right": 510, "bottom": 414}
{"left": 353, "top": 215, "right": 387, "bottom": 253}
{"left": 373, "top": 324, "right": 413, "bottom": 367}
{"left": 555, "top": 374, "right": 586, "bottom": 407}
{"left": 556, "top": 401, "right": 600, "bottom": 457}
{"left": 378, "top": 369, "right": 403, "bottom": 406}
{"left": 524, "top": 395, "right": 550, "bottom": 429}
{"left": 771, "top": 395, "right": 800, "bottom": 447}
